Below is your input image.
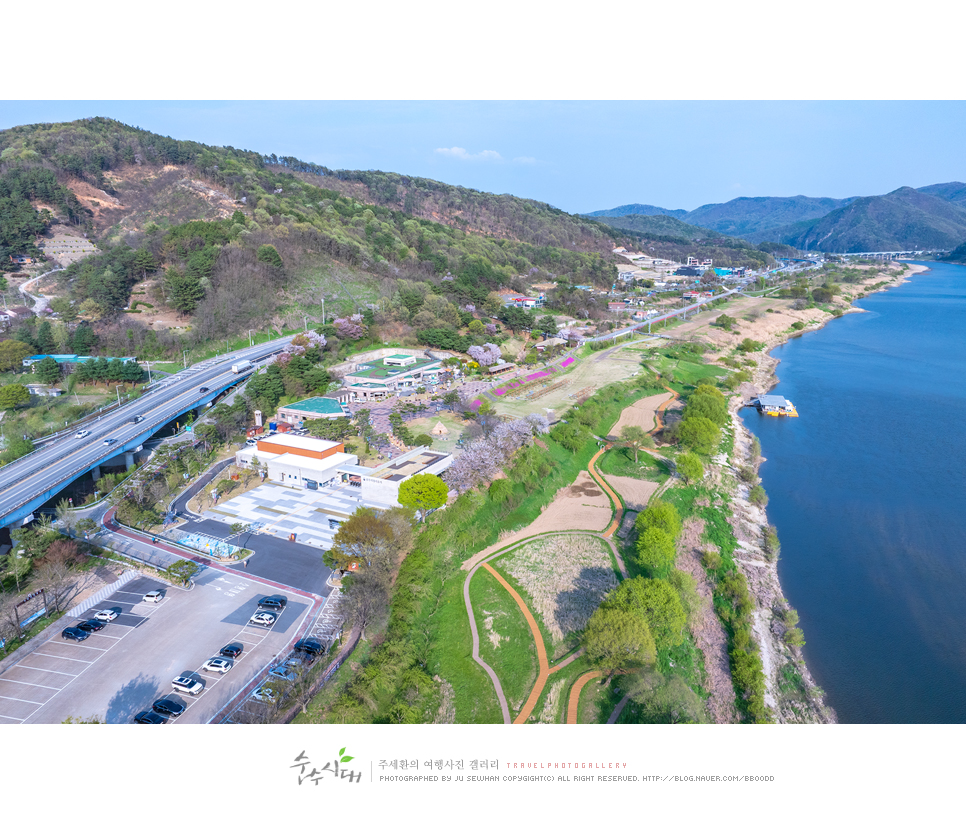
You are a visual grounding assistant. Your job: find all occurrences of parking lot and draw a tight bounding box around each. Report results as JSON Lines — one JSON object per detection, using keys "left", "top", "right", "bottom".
{"left": 0, "top": 571, "right": 314, "bottom": 724}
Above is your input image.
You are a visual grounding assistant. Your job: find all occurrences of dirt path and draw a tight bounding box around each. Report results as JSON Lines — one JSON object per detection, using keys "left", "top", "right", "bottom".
{"left": 587, "top": 446, "right": 623, "bottom": 543}
{"left": 566, "top": 671, "right": 603, "bottom": 723}
{"left": 480, "top": 562, "right": 550, "bottom": 724}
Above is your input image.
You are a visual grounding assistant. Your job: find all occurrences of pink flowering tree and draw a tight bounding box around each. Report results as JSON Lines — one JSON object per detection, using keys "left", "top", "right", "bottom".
{"left": 334, "top": 314, "right": 367, "bottom": 340}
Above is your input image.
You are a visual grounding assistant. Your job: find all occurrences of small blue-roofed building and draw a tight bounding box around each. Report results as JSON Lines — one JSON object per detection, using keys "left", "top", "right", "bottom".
{"left": 22, "top": 354, "right": 137, "bottom": 370}
{"left": 277, "top": 395, "right": 350, "bottom": 425}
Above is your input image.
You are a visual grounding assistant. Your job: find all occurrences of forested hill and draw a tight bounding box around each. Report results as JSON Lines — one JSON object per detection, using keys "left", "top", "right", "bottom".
{"left": 774, "top": 187, "right": 966, "bottom": 252}
{"left": 584, "top": 203, "right": 688, "bottom": 219}
{"left": 0, "top": 117, "right": 647, "bottom": 359}
{"left": 584, "top": 195, "right": 856, "bottom": 242}
{"left": 590, "top": 213, "right": 774, "bottom": 269}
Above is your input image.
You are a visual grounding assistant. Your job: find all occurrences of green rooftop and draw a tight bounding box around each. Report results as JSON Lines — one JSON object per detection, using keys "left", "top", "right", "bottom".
{"left": 280, "top": 397, "right": 346, "bottom": 415}
{"left": 346, "top": 355, "right": 439, "bottom": 380}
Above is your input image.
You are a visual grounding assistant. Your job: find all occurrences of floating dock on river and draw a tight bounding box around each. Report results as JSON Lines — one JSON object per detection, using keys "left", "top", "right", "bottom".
{"left": 749, "top": 394, "right": 799, "bottom": 417}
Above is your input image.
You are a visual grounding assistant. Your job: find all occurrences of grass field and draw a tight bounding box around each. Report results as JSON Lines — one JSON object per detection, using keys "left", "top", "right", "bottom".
{"left": 497, "top": 535, "right": 618, "bottom": 659}
{"left": 469, "top": 566, "right": 539, "bottom": 715}
{"left": 598, "top": 447, "right": 669, "bottom": 482}
{"left": 406, "top": 410, "right": 471, "bottom": 452}
{"left": 492, "top": 340, "right": 660, "bottom": 420}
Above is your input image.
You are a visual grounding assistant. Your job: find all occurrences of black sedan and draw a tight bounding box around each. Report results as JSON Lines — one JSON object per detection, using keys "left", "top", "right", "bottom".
{"left": 76, "top": 619, "right": 106, "bottom": 633}
{"left": 294, "top": 638, "right": 324, "bottom": 657}
{"left": 62, "top": 627, "right": 90, "bottom": 642}
{"left": 220, "top": 643, "right": 243, "bottom": 659}
{"left": 134, "top": 711, "right": 167, "bottom": 724}
{"left": 152, "top": 698, "right": 186, "bottom": 718}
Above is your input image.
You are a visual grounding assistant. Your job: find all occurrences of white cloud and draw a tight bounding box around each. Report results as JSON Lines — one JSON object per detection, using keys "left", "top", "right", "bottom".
{"left": 434, "top": 146, "right": 503, "bottom": 162}
{"left": 513, "top": 156, "right": 537, "bottom": 164}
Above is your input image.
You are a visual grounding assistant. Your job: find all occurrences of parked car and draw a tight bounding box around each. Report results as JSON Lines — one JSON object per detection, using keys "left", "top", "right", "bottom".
{"left": 76, "top": 619, "right": 105, "bottom": 633}
{"left": 74, "top": 430, "right": 90, "bottom": 439}
{"left": 249, "top": 611, "right": 277, "bottom": 627}
{"left": 134, "top": 711, "right": 167, "bottom": 724}
{"left": 171, "top": 675, "right": 204, "bottom": 695}
{"left": 142, "top": 590, "right": 163, "bottom": 603}
{"left": 103, "top": 437, "right": 117, "bottom": 446}
{"left": 202, "top": 657, "right": 233, "bottom": 674}
{"left": 62, "top": 627, "right": 90, "bottom": 642}
{"left": 257, "top": 595, "right": 287, "bottom": 610}
{"left": 294, "top": 638, "right": 324, "bottom": 657}
{"left": 250, "top": 686, "right": 276, "bottom": 703}
{"left": 152, "top": 698, "right": 186, "bottom": 718}
{"left": 268, "top": 666, "right": 298, "bottom": 682}
{"left": 220, "top": 643, "right": 243, "bottom": 659}
{"left": 93, "top": 608, "right": 120, "bottom": 622}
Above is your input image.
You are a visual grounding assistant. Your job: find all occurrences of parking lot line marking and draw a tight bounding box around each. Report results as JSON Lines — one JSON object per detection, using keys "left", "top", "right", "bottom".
{"left": 0, "top": 693, "right": 43, "bottom": 706}
{"left": 30, "top": 652, "right": 96, "bottom": 664}
{"left": 52, "top": 642, "right": 109, "bottom": 653}
{"left": 0, "top": 713, "right": 25, "bottom": 722}
{"left": 0, "top": 678, "right": 63, "bottom": 691}
{"left": 14, "top": 665, "right": 81, "bottom": 677}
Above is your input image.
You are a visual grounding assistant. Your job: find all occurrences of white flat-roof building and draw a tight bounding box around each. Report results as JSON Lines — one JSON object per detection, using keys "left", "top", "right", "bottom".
{"left": 235, "top": 433, "right": 453, "bottom": 505}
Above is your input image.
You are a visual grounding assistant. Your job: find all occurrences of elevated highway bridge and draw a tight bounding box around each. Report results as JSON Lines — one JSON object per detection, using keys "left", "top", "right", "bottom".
{"left": 0, "top": 336, "right": 293, "bottom": 529}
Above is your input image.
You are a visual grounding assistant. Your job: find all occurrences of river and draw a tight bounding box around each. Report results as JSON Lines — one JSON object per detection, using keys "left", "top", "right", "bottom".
{"left": 740, "top": 261, "right": 966, "bottom": 723}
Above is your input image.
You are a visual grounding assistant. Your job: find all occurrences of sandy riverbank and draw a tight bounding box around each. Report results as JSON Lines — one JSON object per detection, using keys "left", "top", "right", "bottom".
{"left": 723, "top": 260, "right": 927, "bottom": 722}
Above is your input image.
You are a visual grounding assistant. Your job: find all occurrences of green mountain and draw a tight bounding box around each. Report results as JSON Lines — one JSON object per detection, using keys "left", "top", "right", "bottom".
{"left": 585, "top": 195, "right": 855, "bottom": 241}
{"left": 589, "top": 213, "right": 713, "bottom": 241}
{"left": 0, "top": 118, "right": 637, "bottom": 342}
{"left": 774, "top": 187, "right": 966, "bottom": 252}
{"left": 915, "top": 181, "right": 966, "bottom": 205}
{"left": 591, "top": 214, "right": 773, "bottom": 270}
{"left": 584, "top": 203, "right": 687, "bottom": 219}
{"left": 687, "top": 195, "right": 856, "bottom": 240}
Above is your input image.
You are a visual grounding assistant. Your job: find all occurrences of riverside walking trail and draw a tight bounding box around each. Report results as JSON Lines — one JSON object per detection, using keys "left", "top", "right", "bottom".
{"left": 461, "top": 385, "right": 679, "bottom": 723}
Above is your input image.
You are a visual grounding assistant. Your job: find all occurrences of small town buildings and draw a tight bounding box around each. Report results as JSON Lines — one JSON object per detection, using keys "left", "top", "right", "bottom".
{"left": 25, "top": 384, "right": 63, "bottom": 397}
{"left": 687, "top": 257, "right": 713, "bottom": 268}
{"left": 535, "top": 336, "right": 567, "bottom": 352}
{"left": 234, "top": 433, "right": 452, "bottom": 505}
{"left": 277, "top": 396, "right": 349, "bottom": 425}
{"left": 607, "top": 301, "right": 628, "bottom": 312}
{"left": 341, "top": 353, "right": 442, "bottom": 401}
{"left": 487, "top": 361, "right": 516, "bottom": 375}
{"left": 8, "top": 255, "right": 34, "bottom": 265}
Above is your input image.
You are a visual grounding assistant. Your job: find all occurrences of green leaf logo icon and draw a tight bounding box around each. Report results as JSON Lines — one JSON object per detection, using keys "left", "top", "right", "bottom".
{"left": 339, "top": 748, "right": 354, "bottom": 763}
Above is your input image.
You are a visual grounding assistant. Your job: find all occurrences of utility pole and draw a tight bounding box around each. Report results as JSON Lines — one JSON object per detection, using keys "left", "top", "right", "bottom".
{"left": 322, "top": 298, "right": 325, "bottom": 325}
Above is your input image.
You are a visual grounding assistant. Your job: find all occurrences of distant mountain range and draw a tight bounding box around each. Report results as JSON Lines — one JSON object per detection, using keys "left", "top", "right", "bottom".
{"left": 585, "top": 183, "right": 966, "bottom": 253}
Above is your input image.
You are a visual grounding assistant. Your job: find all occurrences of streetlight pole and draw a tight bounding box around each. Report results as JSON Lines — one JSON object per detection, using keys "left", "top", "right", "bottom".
{"left": 183, "top": 350, "right": 189, "bottom": 369}
{"left": 249, "top": 330, "right": 253, "bottom": 348}
{"left": 303, "top": 315, "right": 308, "bottom": 332}
{"left": 116, "top": 385, "right": 122, "bottom": 407}
{"left": 322, "top": 298, "right": 325, "bottom": 325}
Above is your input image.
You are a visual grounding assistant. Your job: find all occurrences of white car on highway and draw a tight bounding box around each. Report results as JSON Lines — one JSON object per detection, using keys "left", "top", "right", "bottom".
{"left": 74, "top": 430, "right": 91, "bottom": 439}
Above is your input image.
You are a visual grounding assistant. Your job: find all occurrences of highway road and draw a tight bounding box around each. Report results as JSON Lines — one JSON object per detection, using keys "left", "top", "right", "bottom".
{"left": 0, "top": 335, "right": 294, "bottom": 528}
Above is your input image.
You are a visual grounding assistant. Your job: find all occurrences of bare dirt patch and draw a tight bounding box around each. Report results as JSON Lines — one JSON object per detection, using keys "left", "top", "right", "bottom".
{"left": 607, "top": 392, "right": 674, "bottom": 440}
{"left": 603, "top": 475, "right": 659, "bottom": 512}
{"left": 462, "top": 470, "right": 612, "bottom": 570}
{"left": 500, "top": 534, "right": 618, "bottom": 658}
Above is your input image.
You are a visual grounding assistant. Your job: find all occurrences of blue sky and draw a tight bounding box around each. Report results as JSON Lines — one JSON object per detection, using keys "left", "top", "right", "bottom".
{"left": 2, "top": 100, "right": 965, "bottom": 214}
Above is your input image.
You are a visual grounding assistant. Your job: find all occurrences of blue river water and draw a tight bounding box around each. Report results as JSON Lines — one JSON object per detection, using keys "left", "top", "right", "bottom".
{"left": 739, "top": 261, "right": 966, "bottom": 723}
